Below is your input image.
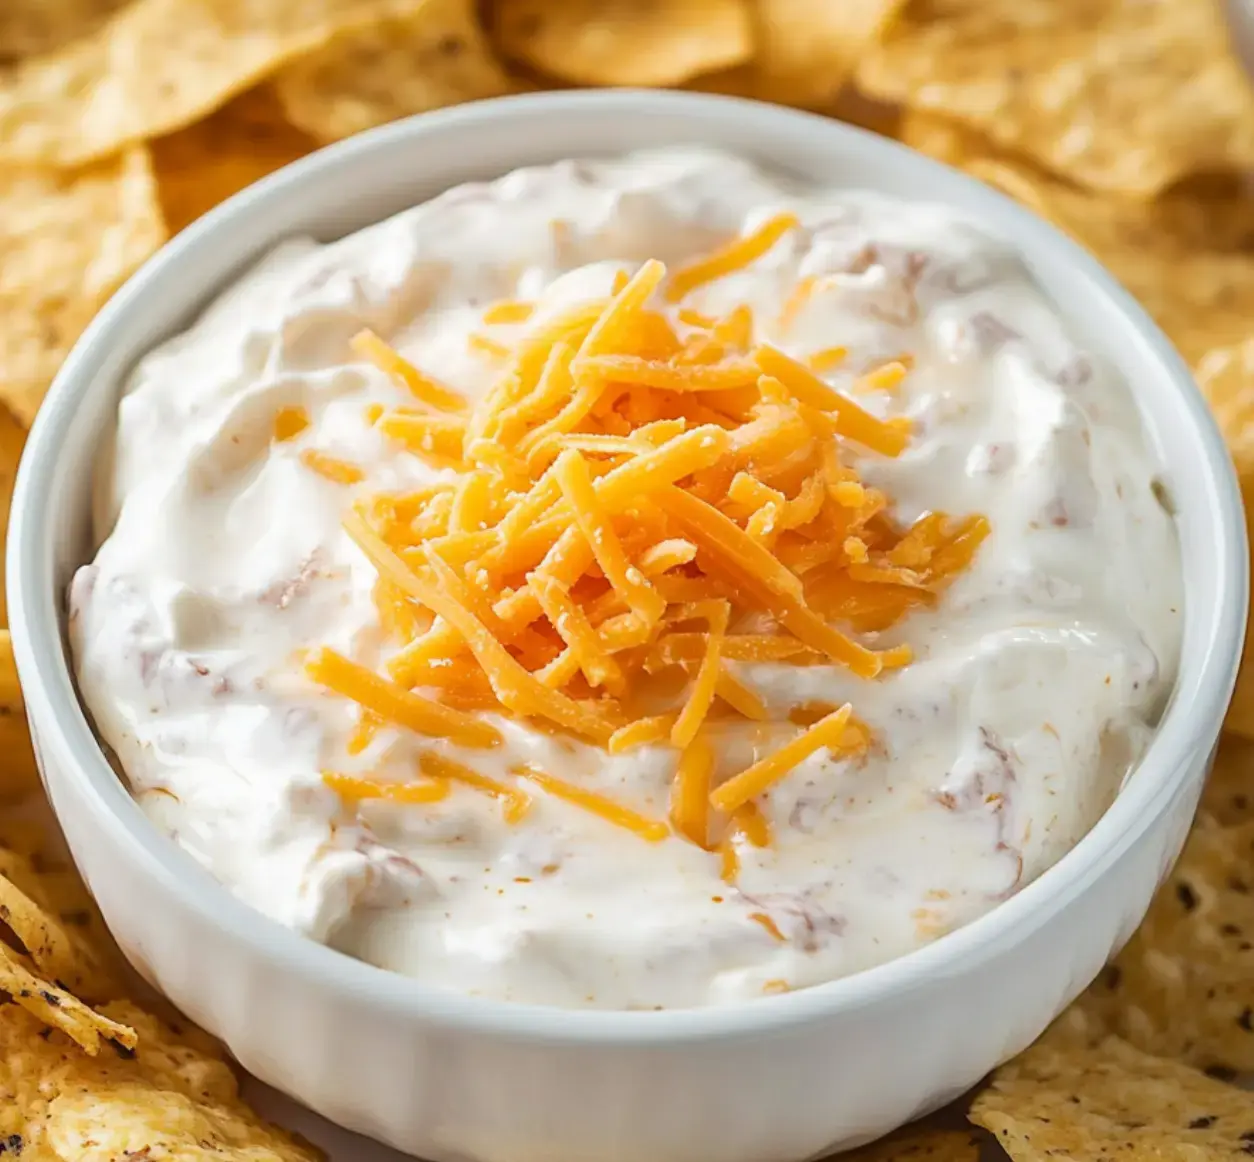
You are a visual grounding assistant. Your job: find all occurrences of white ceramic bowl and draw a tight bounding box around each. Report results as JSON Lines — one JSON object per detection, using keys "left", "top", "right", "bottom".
{"left": 8, "top": 91, "right": 1247, "bottom": 1162}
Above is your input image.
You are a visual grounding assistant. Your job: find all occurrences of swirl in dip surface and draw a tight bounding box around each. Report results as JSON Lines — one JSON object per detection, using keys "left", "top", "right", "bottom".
{"left": 70, "top": 150, "right": 1182, "bottom": 1009}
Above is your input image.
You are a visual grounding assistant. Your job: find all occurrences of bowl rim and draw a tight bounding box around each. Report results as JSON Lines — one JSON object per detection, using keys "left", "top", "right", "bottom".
{"left": 8, "top": 89, "right": 1247, "bottom": 1046}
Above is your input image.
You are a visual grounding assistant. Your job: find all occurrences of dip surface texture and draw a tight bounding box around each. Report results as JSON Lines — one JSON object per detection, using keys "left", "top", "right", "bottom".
{"left": 70, "top": 150, "right": 1182, "bottom": 1009}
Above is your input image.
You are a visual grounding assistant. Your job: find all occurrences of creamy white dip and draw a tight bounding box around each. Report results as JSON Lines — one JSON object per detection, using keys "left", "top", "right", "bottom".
{"left": 70, "top": 150, "right": 1182, "bottom": 1009}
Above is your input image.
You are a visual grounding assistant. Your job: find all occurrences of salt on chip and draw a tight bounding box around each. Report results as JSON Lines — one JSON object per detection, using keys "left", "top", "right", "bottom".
{"left": 0, "top": 0, "right": 434, "bottom": 168}
{"left": 1073, "top": 814, "right": 1254, "bottom": 1074}
{"left": 0, "top": 147, "right": 165, "bottom": 425}
{"left": 152, "top": 88, "right": 318, "bottom": 235}
{"left": 0, "top": 1001, "right": 321, "bottom": 1160}
{"left": 899, "top": 113, "right": 1254, "bottom": 367}
{"left": 857, "top": 0, "right": 1254, "bottom": 198}
{"left": 275, "top": 0, "right": 518, "bottom": 144}
{"left": 972, "top": 1031, "right": 1254, "bottom": 1161}
{"left": 490, "top": 0, "right": 754, "bottom": 88}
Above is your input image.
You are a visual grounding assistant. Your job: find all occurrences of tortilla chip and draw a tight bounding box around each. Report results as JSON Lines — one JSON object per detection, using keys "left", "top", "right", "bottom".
{"left": 0, "top": 0, "right": 130, "bottom": 56}
{"left": 972, "top": 1032, "right": 1254, "bottom": 1161}
{"left": 843, "top": 1127, "right": 983, "bottom": 1162}
{"left": 747, "top": 0, "right": 907, "bottom": 108}
{"left": 0, "top": 0, "right": 432, "bottom": 168}
{"left": 857, "top": 0, "right": 1254, "bottom": 198}
{"left": 1202, "top": 734, "right": 1254, "bottom": 825}
{"left": 0, "top": 940, "right": 136, "bottom": 1055}
{"left": 0, "top": 1001, "right": 321, "bottom": 1160}
{"left": 152, "top": 88, "right": 318, "bottom": 235}
{"left": 275, "top": 0, "right": 517, "bottom": 143}
{"left": 1194, "top": 341, "right": 1254, "bottom": 741}
{"left": 0, "top": 148, "right": 165, "bottom": 425}
{"left": 0, "top": 407, "right": 25, "bottom": 625}
{"left": 490, "top": 0, "right": 754, "bottom": 88}
{"left": 1073, "top": 815, "right": 1254, "bottom": 1074}
{"left": 0, "top": 860, "right": 99, "bottom": 997}
{"left": 899, "top": 113, "right": 1254, "bottom": 367}
{"left": 0, "top": 634, "right": 38, "bottom": 804}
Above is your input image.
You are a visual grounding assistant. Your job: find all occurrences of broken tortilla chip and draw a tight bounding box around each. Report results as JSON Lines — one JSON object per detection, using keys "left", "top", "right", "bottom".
{"left": 152, "top": 88, "right": 318, "bottom": 235}
{"left": 971, "top": 1031, "right": 1254, "bottom": 1162}
{"left": 0, "top": 148, "right": 165, "bottom": 425}
{"left": 1073, "top": 814, "right": 1254, "bottom": 1074}
{"left": 857, "top": 0, "right": 1254, "bottom": 198}
{"left": 0, "top": 941, "right": 136, "bottom": 1055}
{"left": 274, "top": 0, "right": 518, "bottom": 143}
{"left": 490, "top": 0, "right": 754, "bottom": 88}
{"left": 0, "top": 1001, "right": 320, "bottom": 1159}
{"left": 0, "top": 0, "right": 432, "bottom": 168}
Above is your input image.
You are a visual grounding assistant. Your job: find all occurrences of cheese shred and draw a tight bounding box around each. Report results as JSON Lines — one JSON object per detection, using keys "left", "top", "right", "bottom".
{"left": 299, "top": 239, "right": 990, "bottom": 869}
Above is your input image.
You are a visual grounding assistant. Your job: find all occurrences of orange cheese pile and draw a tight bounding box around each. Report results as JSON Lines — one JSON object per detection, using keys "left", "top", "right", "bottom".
{"left": 305, "top": 215, "right": 990, "bottom": 861}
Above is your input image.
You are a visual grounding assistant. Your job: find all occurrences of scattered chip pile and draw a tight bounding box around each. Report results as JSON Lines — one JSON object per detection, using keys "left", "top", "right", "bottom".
{"left": 2, "top": 0, "right": 1254, "bottom": 1156}
{"left": 304, "top": 235, "right": 987, "bottom": 868}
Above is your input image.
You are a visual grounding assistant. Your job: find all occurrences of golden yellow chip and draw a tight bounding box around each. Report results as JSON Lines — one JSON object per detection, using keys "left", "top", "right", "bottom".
{"left": 0, "top": 1001, "right": 321, "bottom": 1159}
{"left": 1075, "top": 815, "right": 1254, "bottom": 1074}
{"left": 1194, "top": 340, "right": 1254, "bottom": 741}
{"left": 491, "top": 0, "right": 754, "bottom": 88}
{"left": 0, "top": 633, "right": 39, "bottom": 804}
{"left": 0, "top": 0, "right": 129, "bottom": 56}
{"left": 858, "top": 0, "right": 1254, "bottom": 197}
{"left": 899, "top": 114, "right": 1254, "bottom": 367}
{"left": 0, "top": 0, "right": 433, "bottom": 168}
{"left": 0, "top": 406, "right": 25, "bottom": 625}
{"left": 0, "top": 148, "right": 166, "bottom": 425}
{"left": 972, "top": 1032, "right": 1254, "bottom": 1161}
{"left": 275, "top": 0, "right": 518, "bottom": 143}
{"left": 0, "top": 940, "right": 136, "bottom": 1055}
{"left": 748, "top": 0, "right": 907, "bottom": 108}
{"left": 1202, "top": 734, "right": 1254, "bottom": 824}
{"left": 152, "top": 89, "right": 318, "bottom": 236}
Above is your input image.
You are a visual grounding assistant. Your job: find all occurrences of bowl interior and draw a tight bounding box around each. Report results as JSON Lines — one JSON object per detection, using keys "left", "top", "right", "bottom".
{"left": 10, "top": 91, "right": 1247, "bottom": 1036}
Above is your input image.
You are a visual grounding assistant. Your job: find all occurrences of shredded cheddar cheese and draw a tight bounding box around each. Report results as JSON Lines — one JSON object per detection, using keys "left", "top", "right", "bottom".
{"left": 299, "top": 450, "right": 365, "bottom": 485}
{"left": 670, "top": 734, "right": 714, "bottom": 846}
{"left": 516, "top": 765, "right": 670, "bottom": 842}
{"left": 300, "top": 246, "right": 989, "bottom": 875}
{"left": 419, "top": 753, "right": 530, "bottom": 823}
{"left": 711, "top": 704, "right": 857, "bottom": 814}
{"left": 667, "top": 213, "right": 800, "bottom": 302}
{"left": 323, "top": 771, "right": 449, "bottom": 805}
{"left": 273, "top": 405, "right": 309, "bottom": 442}
{"left": 353, "top": 329, "right": 467, "bottom": 413}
